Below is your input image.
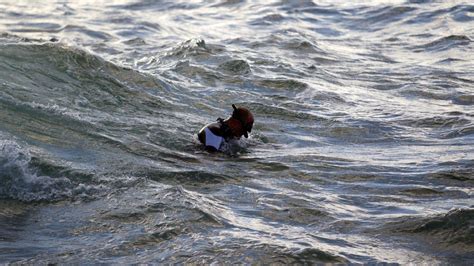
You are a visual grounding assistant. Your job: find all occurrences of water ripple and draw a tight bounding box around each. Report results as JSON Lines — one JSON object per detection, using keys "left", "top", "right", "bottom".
{"left": 0, "top": 1, "right": 473, "bottom": 264}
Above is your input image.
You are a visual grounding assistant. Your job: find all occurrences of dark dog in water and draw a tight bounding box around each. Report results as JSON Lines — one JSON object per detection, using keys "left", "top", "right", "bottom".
{"left": 198, "top": 104, "right": 254, "bottom": 151}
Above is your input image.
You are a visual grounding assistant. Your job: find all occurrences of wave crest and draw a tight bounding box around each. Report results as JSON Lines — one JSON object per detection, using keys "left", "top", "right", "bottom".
{"left": 0, "top": 139, "right": 73, "bottom": 202}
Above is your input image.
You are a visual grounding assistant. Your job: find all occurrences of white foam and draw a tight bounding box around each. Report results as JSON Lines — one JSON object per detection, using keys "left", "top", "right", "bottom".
{"left": 0, "top": 138, "right": 73, "bottom": 201}
{"left": 28, "top": 101, "right": 90, "bottom": 123}
{"left": 219, "top": 138, "right": 249, "bottom": 156}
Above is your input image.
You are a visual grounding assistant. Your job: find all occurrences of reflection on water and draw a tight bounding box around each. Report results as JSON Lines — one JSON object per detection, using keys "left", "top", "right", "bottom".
{"left": 0, "top": 0, "right": 473, "bottom": 264}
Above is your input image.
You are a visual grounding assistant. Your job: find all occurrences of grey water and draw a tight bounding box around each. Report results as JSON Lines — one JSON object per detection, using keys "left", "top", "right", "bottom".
{"left": 0, "top": 0, "right": 473, "bottom": 264}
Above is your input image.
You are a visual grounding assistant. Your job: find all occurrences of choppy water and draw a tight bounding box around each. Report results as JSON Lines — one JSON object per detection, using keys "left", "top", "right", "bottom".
{"left": 1, "top": 0, "right": 473, "bottom": 264}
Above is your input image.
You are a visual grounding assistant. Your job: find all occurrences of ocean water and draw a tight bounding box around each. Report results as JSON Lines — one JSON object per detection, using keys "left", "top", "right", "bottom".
{"left": 0, "top": 0, "right": 473, "bottom": 264}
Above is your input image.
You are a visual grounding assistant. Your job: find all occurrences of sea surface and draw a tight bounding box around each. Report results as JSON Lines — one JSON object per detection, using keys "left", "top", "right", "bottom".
{"left": 0, "top": 0, "right": 473, "bottom": 264}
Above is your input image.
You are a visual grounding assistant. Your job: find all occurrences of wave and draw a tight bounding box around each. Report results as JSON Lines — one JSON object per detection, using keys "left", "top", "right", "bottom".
{"left": 439, "top": 124, "right": 474, "bottom": 139}
{"left": 0, "top": 139, "right": 73, "bottom": 202}
{"left": 0, "top": 137, "right": 145, "bottom": 203}
{"left": 453, "top": 94, "right": 474, "bottom": 105}
{"left": 361, "top": 5, "right": 417, "bottom": 25}
{"left": 245, "top": 102, "right": 329, "bottom": 123}
{"left": 180, "top": 245, "right": 347, "bottom": 264}
{"left": 163, "top": 38, "right": 217, "bottom": 60}
{"left": 427, "top": 168, "right": 474, "bottom": 182}
{"left": 384, "top": 208, "right": 474, "bottom": 248}
{"left": 219, "top": 59, "right": 251, "bottom": 75}
{"left": 397, "top": 115, "right": 472, "bottom": 130}
{"left": 412, "top": 35, "right": 472, "bottom": 52}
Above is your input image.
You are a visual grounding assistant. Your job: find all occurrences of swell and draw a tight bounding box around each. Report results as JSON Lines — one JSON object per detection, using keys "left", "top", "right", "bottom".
{"left": 383, "top": 208, "right": 474, "bottom": 248}
{"left": 0, "top": 40, "right": 209, "bottom": 202}
{"left": 412, "top": 35, "right": 472, "bottom": 52}
{"left": 0, "top": 40, "right": 201, "bottom": 143}
{"left": 93, "top": 185, "right": 346, "bottom": 264}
